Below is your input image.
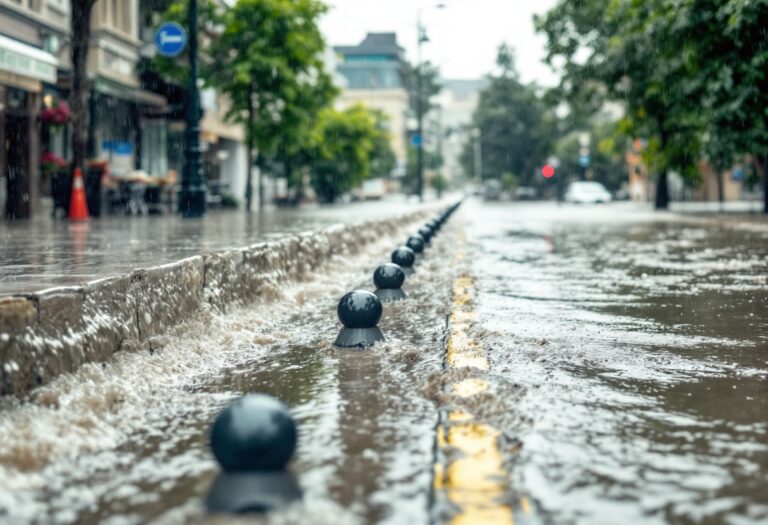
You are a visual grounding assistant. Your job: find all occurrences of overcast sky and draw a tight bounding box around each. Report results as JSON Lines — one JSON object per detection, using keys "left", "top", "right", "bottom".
{"left": 320, "top": 0, "right": 559, "bottom": 85}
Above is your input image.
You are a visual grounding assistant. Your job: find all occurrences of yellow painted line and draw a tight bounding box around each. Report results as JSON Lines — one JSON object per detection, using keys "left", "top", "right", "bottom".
{"left": 433, "top": 266, "right": 515, "bottom": 525}
{"left": 452, "top": 378, "right": 489, "bottom": 398}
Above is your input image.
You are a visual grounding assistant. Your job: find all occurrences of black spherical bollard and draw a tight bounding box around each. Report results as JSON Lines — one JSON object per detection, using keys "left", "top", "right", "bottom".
{"left": 210, "top": 394, "right": 297, "bottom": 473}
{"left": 391, "top": 246, "right": 416, "bottom": 275}
{"left": 334, "top": 290, "right": 385, "bottom": 347}
{"left": 206, "top": 395, "right": 302, "bottom": 514}
{"left": 373, "top": 263, "right": 406, "bottom": 302}
{"left": 406, "top": 234, "right": 425, "bottom": 254}
{"left": 418, "top": 226, "right": 432, "bottom": 243}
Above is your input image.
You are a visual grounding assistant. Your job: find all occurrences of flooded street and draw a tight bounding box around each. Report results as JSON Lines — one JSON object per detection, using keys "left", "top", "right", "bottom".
{"left": 1, "top": 200, "right": 767, "bottom": 524}
{"left": 468, "top": 201, "right": 768, "bottom": 524}
{"left": 0, "top": 214, "right": 457, "bottom": 525}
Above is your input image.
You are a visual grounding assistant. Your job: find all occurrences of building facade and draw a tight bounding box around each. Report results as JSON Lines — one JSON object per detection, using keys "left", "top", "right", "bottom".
{"left": 436, "top": 79, "right": 485, "bottom": 183}
{"left": 0, "top": 0, "right": 67, "bottom": 218}
{"left": 334, "top": 33, "right": 410, "bottom": 176}
{"left": 1, "top": 0, "right": 250, "bottom": 220}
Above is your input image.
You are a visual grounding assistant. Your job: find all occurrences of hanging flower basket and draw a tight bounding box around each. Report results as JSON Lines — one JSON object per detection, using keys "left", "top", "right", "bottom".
{"left": 41, "top": 101, "right": 70, "bottom": 129}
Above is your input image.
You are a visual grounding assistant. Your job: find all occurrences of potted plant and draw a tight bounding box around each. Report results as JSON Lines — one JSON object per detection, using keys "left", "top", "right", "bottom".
{"left": 42, "top": 151, "right": 71, "bottom": 217}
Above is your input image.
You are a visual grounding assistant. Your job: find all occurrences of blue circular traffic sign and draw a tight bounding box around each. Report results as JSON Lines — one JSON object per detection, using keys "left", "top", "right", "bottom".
{"left": 155, "top": 22, "right": 187, "bottom": 57}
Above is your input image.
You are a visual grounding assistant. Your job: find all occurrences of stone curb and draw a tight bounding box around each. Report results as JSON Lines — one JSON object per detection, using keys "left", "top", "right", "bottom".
{"left": 0, "top": 210, "right": 430, "bottom": 397}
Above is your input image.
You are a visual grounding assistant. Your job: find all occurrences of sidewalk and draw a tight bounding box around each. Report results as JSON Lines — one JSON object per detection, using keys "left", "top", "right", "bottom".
{"left": 0, "top": 198, "right": 425, "bottom": 295}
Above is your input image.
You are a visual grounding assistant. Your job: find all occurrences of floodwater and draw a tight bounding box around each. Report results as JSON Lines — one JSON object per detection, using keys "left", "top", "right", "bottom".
{"left": 1, "top": 200, "right": 767, "bottom": 525}
{"left": 0, "top": 215, "right": 457, "bottom": 525}
{"left": 468, "top": 201, "right": 768, "bottom": 525}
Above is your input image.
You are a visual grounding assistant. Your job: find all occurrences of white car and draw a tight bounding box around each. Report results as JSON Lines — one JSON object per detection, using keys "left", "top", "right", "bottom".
{"left": 564, "top": 181, "right": 613, "bottom": 204}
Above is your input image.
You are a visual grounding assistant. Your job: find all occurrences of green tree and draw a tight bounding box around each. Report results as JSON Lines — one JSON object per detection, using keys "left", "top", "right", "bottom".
{"left": 369, "top": 110, "right": 397, "bottom": 179}
{"left": 460, "top": 45, "right": 555, "bottom": 185}
{"left": 206, "top": 0, "right": 332, "bottom": 211}
{"left": 430, "top": 173, "right": 449, "bottom": 198}
{"left": 536, "top": 0, "right": 706, "bottom": 209}
{"left": 678, "top": 0, "right": 768, "bottom": 212}
{"left": 405, "top": 60, "right": 442, "bottom": 116}
{"left": 404, "top": 146, "right": 443, "bottom": 194}
{"left": 309, "top": 105, "right": 379, "bottom": 203}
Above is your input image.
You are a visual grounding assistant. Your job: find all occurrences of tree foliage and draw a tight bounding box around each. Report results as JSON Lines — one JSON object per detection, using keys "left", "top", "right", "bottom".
{"left": 207, "top": 0, "right": 334, "bottom": 209}
{"left": 537, "top": 0, "right": 768, "bottom": 211}
{"left": 309, "top": 105, "right": 387, "bottom": 203}
{"left": 460, "top": 45, "right": 555, "bottom": 186}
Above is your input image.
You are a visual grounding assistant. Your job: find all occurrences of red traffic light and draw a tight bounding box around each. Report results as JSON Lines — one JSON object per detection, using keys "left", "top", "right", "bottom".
{"left": 542, "top": 165, "right": 555, "bottom": 179}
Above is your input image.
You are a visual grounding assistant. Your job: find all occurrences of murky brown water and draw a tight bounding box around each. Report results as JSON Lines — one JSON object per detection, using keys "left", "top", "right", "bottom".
{"left": 468, "top": 201, "right": 768, "bottom": 525}
{"left": 0, "top": 217, "right": 458, "bottom": 525}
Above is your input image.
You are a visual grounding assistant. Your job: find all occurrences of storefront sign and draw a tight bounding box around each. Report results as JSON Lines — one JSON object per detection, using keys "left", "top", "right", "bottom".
{"left": 0, "top": 35, "right": 57, "bottom": 84}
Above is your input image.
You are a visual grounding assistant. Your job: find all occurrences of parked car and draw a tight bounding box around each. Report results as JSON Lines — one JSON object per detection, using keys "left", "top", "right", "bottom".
{"left": 564, "top": 181, "right": 612, "bottom": 204}
{"left": 483, "top": 180, "right": 501, "bottom": 201}
{"left": 514, "top": 186, "right": 537, "bottom": 200}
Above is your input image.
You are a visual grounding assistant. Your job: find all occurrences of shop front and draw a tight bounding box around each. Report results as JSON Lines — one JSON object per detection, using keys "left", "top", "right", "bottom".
{"left": 0, "top": 33, "right": 57, "bottom": 219}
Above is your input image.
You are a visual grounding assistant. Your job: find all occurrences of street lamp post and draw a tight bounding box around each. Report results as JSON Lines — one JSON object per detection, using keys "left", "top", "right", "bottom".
{"left": 179, "top": 0, "right": 206, "bottom": 217}
{"left": 415, "top": 3, "right": 445, "bottom": 202}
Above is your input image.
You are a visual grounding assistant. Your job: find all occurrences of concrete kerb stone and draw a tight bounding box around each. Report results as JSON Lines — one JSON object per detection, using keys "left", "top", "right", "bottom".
{"left": 130, "top": 256, "right": 205, "bottom": 343}
{"left": 0, "top": 208, "right": 436, "bottom": 397}
{"left": 204, "top": 250, "right": 246, "bottom": 312}
{"left": 0, "top": 296, "right": 39, "bottom": 395}
{"left": 84, "top": 276, "right": 140, "bottom": 359}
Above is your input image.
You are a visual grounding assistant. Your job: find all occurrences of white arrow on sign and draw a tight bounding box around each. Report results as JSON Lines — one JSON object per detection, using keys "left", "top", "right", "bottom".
{"left": 159, "top": 32, "right": 184, "bottom": 46}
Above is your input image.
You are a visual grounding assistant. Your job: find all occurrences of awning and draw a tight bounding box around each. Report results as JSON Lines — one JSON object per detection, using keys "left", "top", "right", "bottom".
{"left": 94, "top": 77, "right": 167, "bottom": 107}
{"left": 0, "top": 34, "right": 57, "bottom": 84}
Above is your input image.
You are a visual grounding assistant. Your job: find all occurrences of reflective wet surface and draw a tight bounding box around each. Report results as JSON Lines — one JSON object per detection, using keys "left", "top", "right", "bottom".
{"left": 468, "top": 201, "right": 768, "bottom": 524}
{"left": 0, "top": 219, "right": 456, "bottom": 524}
{"left": 1, "top": 201, "right": 767, "bottom": 524}
{"left": 0, "top": 197, "right": 427, "bottom": 295}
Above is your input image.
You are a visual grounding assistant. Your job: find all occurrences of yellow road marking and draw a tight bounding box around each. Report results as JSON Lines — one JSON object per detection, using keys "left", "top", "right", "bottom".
{"left": 433, "top": 265, "right": 515, "bottom": 525}
{"left": 452, "top": 378, "right": 489, "bottom": 398}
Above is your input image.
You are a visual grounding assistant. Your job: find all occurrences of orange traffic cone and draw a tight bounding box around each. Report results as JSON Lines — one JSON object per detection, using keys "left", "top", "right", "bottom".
{"left": 68, "top": 167, "right": 89, "bottom": 221}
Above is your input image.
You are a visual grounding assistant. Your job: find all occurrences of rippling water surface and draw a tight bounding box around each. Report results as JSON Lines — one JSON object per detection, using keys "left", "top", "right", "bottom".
{"left": 468, "top": 201, "right": 768, "bottom": 525}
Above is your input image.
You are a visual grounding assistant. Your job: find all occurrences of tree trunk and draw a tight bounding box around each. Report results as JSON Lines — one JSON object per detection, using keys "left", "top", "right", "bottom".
{"left": 755, "top": 155, "right": 768, "bottom": 214}
{"left": 256, "top": 153, "right": 267, "bottom": 211}
{"left": 245, "top": 91, "right": 254, "bottom": 212}
{"left": 654, "top": 170, "right": 669, "bottom": 210}
{"left": 715, "top": 170, "right": 725, "bottom": 206}
{"left": 70, "top": 1, "right": 95, "bottom": 179}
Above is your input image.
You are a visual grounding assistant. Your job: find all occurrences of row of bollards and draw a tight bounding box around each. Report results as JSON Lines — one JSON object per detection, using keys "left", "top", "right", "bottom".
{"left": 204, "top": 201, "right": 463, "bottom": 515}
{"left": 334, "top": 200, "right": 462, "bottom": 348}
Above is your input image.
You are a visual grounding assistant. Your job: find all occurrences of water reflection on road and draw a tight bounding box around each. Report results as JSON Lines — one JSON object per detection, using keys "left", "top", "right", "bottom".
{"left": 468, "top": 201, "right": 768, "bottom": 524}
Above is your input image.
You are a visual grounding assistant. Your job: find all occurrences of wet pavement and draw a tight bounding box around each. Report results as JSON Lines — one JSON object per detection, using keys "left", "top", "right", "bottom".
{"left": 0, "top": 197, "right": 429, "bottom": 295}
{"left": 0, "top": 200, "right": 767, "bottom": 524}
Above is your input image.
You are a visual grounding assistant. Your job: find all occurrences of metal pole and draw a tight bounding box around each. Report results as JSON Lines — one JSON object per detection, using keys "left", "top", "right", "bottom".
{"left": 179, "top": 0, "right": 206, "bottom": 217}
{"left": 416, "top": 12, "right": 424, "bottom": 203}
{"left": 473, "top": 129, "right": 481, "bottom": 184}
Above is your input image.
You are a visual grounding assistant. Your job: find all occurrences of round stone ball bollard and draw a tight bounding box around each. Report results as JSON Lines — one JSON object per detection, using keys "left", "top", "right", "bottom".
{"left": 406, "top": 234, "right": 426, "bottom": 255}
{"left": 373, "top": 263, "right": 406, "bottom": 302}
{"left": 206, "top": 394, "right": 302, "bottom": 514}
{"left": 334, "top": 290, "right": 385, "bottom": 347}
{"left": 391, "top": 246, "right": 416, "bottom": 275}
{"left": 210, "top": 394, "right": 297, "bottom": 472}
